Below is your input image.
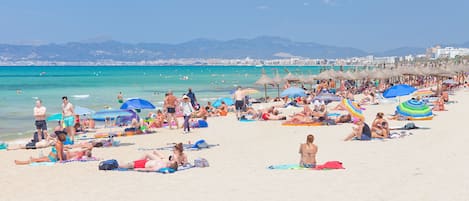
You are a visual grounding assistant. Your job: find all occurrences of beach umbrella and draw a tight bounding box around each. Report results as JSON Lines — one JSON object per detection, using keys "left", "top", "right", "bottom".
{"left": 383, "top": 84, "right": 417, "bottom": 98}
{"left": 280, "top": 87, "right": 306, "bottom": 98}
{"left": 92, "top": 109, "right": 137, "bottom": 121}
{"left": 212, "top": 97, "right": 234, "bottom": 108}
{"left": 241, "top": 88, "right": 260, "bottom": 95}
{"left": 272, "top": 70, "right": 283, "bottom": 98}
{"left": 396, "top": 99, "right": 433, "bottom": 120}
{"left": 342, "top": 99, "right": 364, "bottom": 121}
{"left": 47, "top": 113, "right": 63, "bottom": 121}
{"left": 413, "top": 89, "right": 434, "bottom": 97}
{"left": 120, "top": 98, "right": 156, "bottom": 110}
{"left": 255, "top": 71, "right": 275, "bottom": 101}
{"left": 75, "top": 106, "right": 95, "bottom": 116}
{"left": 314, "top": 92, "right": 342, "bottom": 103}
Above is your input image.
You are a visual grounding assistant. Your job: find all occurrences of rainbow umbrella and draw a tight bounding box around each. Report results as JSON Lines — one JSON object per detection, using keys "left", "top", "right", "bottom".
{"left": 413, "top": 89, "right": 434, "bottom": 97}
{"left": 342, "top": 99, "right": 364, "bottom": 120}
{"left": 396, "top": 99, "right": 433, "bottom": 120}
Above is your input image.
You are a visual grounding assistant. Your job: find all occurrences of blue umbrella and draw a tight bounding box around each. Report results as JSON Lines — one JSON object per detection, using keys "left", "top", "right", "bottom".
{"left": 314, "top": 92, "right": 342, "bottom": 102}
{"left": 75, "top": 106, "right": 95, "bottom": 116}
{"left": 383, "top": 84, "right": 417, "bottom": 98}
{"left": 47, "top": 113, "right": 63, "bottom": 121}
{"left": 212, "top": 97, "right": 234, "bottom": 108}
{"left": 92, "top": 109, "right": 137, "bottom": 121}
{"left": 280, "top": 87, "right": 306, "bottom": 98}
{"left": 120, "top": 98, "right": 155, "bottom": 110}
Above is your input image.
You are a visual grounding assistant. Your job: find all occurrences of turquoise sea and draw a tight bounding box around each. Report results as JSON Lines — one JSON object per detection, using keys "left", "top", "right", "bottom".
{"left": 0, "top": 65, "right": 356, "bottom": 141}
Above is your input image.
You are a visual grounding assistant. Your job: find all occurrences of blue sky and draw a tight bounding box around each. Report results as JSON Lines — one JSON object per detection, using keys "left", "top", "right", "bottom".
{"left": 0, "top": 0, "right": 468, "bottom": 51}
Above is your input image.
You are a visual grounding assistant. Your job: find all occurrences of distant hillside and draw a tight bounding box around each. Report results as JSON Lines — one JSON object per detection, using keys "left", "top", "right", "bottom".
{"left": 0, "top": 36, "right": 368, "bottom": 61}
{"left": 374, "top": 47, "right": 427, "bottom": 57}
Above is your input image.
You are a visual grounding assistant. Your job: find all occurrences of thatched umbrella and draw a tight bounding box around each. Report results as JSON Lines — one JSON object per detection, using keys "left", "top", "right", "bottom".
{"left": 272, "top": 69, "right": 283, "bottom": 98}
{"left": 255, "top": 69, "right": 275, "bottom": 102}
{"left": 283, "top": 68, "right": 300, "bottom": 83}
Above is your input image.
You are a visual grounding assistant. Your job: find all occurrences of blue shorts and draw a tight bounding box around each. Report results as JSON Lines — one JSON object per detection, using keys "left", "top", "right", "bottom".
{"left": 63, "top": 116, "right": 75, "bottom": 127}
{"left": 302, "top": 163, "right": 316, "bottom": 168}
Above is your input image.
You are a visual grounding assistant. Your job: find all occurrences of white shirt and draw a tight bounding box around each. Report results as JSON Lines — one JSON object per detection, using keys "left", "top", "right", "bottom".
{"left": 180, "top": 101, "right": 194, "bottom": 116}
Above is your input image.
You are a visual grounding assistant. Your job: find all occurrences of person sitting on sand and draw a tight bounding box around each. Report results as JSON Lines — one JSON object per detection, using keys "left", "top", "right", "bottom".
{"left": 170, "top": 143, "right": 188, "bottom": 166}
{"left": 118, "top": 151, "right": 179, "bottom": 171}
{"left": 371, "top": 112, "right": 389, "bottom": 138}
{"left": 299, "top": 134, "right": 318, "bottom": 168}
{"left": 311, "top": 104, "right": 328, "bottom": 122}
{"left": 216, "top": 101, "right": 228, "bottom": 116}
{"left": 433, "top": 96, "right": 445, "bottom": 111}
{"left": 344, "top": 118, "right": 373, "bottom": 141}
{"left": 194, "top": 106, "right": 208, "bottom": 118}
{"left": 14, "top": 133, "right": 92, "bottom": 164}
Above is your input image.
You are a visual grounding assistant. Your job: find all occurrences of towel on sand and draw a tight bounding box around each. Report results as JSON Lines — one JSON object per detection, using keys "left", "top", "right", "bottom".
{"left": 268, "top": 161, "right": 345, "bottom": 170}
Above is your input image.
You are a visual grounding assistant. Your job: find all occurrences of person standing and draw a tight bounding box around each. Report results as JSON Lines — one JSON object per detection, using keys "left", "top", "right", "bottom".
{"left": 186, "top": 88, "right": 197, "bottom": 109}
{"left": 233, "top": 86, "right": 245, "bottom": 120}
{"left": 164, "top": 90, "right": 179, "bottom": 129}
{"left": 180, "top": 95, "right": 195, "bottom": 134}
{"left": 61, "top": 96, "right": 75, "bottom": 143}
{"left": 33, "top": 99, "right": 48, "bottom": 140}
{"left": 117, "top": 92, "right": 124, "bottom": 103}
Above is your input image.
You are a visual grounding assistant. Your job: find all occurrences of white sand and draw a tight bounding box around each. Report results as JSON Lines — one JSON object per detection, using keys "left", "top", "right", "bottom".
{"left": 1, "top": 89, "right": 469, "bottom": 201}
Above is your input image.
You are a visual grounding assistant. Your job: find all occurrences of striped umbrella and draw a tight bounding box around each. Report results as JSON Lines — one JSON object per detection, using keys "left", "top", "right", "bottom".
{"left": 413, "top": 89, "right": 434, "bottom": 97}
{"left": 396, "top": 99, "right": 433, "bottom": 120}
{"left": 342, "top": 99, "right": 364, "bottom": 121}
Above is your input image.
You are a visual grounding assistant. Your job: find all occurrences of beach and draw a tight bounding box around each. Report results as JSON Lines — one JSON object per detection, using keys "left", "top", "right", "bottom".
{"left": 1, "top": 86, "right": 469, "bottom": 201}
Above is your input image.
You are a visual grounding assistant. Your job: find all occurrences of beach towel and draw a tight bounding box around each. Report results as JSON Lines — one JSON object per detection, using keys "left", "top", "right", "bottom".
{"left": 239, "top": 119, "right": 256, "bottom": 122}
{"left": 28, "top": 157, "right": 100, "bottom": 166}
{"left": 268, "top": 161, "right": 345, "bottom": 170}
{"left": 282, "top": 122, "right": 323, "bottom": 126}
{"left": 114, "top": 164, "right": 195, "bottom": 174}
{"left": 138, "top": 143, "right": 220, "bottom": 151}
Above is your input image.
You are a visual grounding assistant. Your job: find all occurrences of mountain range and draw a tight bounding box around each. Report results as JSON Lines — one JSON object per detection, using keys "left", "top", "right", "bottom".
{"left": 0, "top": 36, "right": 467, "bottom": 62}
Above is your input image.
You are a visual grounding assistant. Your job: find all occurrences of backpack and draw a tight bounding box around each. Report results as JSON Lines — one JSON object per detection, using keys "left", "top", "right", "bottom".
{"left": 404, "top": 122, "right": 418, "bottom": 130}
{"left": 194, "top": 158, "right": 209, "bottom": 168}
{"left": 98, "top": 159, "right": 119, "bottom": 170}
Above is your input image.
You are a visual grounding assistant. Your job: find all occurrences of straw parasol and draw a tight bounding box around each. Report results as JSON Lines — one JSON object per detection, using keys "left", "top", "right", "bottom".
{"left": 254, "top": 68, "right": 275, "bottom": 102}
{"left": 272, "top": 69, "right": 283, "bottom": 98}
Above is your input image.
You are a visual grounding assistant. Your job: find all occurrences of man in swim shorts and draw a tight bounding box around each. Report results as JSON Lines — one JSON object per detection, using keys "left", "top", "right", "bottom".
{"left": 119, "top": 151, "right": 179, "bottom": 171}
{"left": 34, "top": 99, "right": 48, "bottom": 140}
{"left": 233, "top": 86, "right": 245, "bottom": 120}
{"left": 164, "top": 90, "right": 179, "bottom": 129}
{"left": 62, "top": 96, "right": 75, "bottom": 143}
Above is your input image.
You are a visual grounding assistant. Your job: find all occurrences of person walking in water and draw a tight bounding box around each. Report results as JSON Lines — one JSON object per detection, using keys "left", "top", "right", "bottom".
{"left": 62, "top": 96, "right": 75, "bottom": 143}
{"left": 33, "top": 99, "right": 48, "bottom": 140}
{"left": 117, "top": 92, "right": 124, "bottom": 103}
{"left": 164, "top": 90, "right": 179, "bottom": 129}
{"left": 233, "top": 86, "right": 245, "bottom": 120}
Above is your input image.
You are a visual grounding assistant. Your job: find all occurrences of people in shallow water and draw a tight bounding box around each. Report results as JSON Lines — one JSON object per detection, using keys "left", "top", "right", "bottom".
{"left": 117, "top": 92, "right": 124, "bottom": 103}
{"left": 299, "top": 134, "right": 318, "bottom": 168}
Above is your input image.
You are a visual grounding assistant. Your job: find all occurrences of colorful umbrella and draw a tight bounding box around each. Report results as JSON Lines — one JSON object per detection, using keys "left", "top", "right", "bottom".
{"left": 92, "top": 109, "right": 137, "bottom": 121}
{"left": 212, "top": 97, "right": 234, "bottom": 108}
{"left": 280, "top": 87, "right": 306, "bottom": 98}
{"left": 396, "top": 99, "right": 433, "bottom": 119}
{"left": 120, "top": 98, "right": 155, "bottom": 110}
{"left": 383, "top": 84, "right": 417, "bottom": 98}
{"left": 413, "top": 89, "right": 434, "bottom": 97}
{"left": 342, "top": 99, "right": 364, "bottom": 121}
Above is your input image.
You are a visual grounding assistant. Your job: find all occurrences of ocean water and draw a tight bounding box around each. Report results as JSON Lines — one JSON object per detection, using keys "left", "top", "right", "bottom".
{"left": 0, "top": 65, "right": 356, "bottom": 140}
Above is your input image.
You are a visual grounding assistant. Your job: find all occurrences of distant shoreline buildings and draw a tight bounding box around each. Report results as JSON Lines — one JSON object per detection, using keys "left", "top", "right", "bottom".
{"left": 1, "top": 45, "right": 468, "bottom": 67}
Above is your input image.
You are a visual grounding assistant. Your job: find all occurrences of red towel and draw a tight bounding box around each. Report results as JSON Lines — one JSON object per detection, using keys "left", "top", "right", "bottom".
{"left": 314, "top": 161, "right": 345, "bottom": 170}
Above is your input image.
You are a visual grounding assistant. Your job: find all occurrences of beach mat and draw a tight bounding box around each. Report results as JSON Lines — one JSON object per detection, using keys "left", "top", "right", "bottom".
{"left": 138, "top": 143, "right": 219, "bottom": 151}
{"left": 268, "top": 161, "right": 345, "bottom": 170}
{"left": 113, "top": 164, "right": 195, "bottom": 174}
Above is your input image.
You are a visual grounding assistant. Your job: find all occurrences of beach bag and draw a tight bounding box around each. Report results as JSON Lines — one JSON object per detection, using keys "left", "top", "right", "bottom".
{"left": 192, "top": 139, "right": 209, "bottom": 149}
{"left": 404, "top": 122, "right": 417, "bottom": 130}
{"left": 99, "top": 159, "right": 119, "bottom": 170}
{"left": 194, "top": 158, "right": 209, "bottom": 168}
{"left": 198, "top": 120, "right": 208, "bottom": 128}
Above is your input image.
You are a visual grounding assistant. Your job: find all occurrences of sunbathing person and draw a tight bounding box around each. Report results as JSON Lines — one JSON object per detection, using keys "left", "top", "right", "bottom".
{"left": 299, "top": 134, "right": 318, "bottom": 168}
{"left": 14, "top": 133, "right": 92, "bottom": 164}
{"left": 371, "top": 112, "right": 389, "bottom": 138}
{"left": 311, "top": 104, "right": 328, "bottom": 122}
{"left": 344, "top": 118, "right": 374, "bottom": 141}
{"left": 261, "top": 109, "right": 286, "bottom": 120}
{"left": 215, "top": 101, "right": 229, "bottom": 116}
{"left": 118, "top": 151, "right": 178, "bottom": 171}
{"left": 171, "top": 143, "right": 188, "bottom": 166}
{"left": 7, "top": 138, "right": 56, "bottom": 150}
{"left": 194, "top": 106, "right": 209, "bottom": 118}
{"left": 335, "top": 114, "right": 352, "bottom": 124}
{"left": 432, "top": 96, "right": 445, "bottom": 111}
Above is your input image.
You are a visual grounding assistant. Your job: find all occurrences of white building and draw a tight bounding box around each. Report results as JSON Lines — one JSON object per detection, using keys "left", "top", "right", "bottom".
{"left": 434, "top": 47, "right": 469, "bottom": 58}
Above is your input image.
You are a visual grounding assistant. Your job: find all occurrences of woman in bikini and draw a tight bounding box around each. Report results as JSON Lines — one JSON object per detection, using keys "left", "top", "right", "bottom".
{"left": 171, "top": 143, "right": 188, "bottom": 166}
{"left": 299, "top": 134, "right": 318, "bottom": 168}
{"left": 371, "top": 112, "right": 388, "bottom": 138}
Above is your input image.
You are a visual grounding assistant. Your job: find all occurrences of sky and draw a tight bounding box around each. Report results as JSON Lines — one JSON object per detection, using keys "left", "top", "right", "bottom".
{"left": 0, "top": 0, "right": 468, "bottom": 51}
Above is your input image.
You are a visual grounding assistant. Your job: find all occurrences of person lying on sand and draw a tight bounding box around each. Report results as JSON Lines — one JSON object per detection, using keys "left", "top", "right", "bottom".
{"left": 299, "top": 134, "right": 318, "bottom": 168}
{"left": 261, "top": 109, "right": 286, "bottom": 120}
{"left": 118, "top": 151, "right": 178, "bottom": 171}
{"left": 334, "top": 114, "right": 352, "bottom": 124}
{"left": 14, "top": 133, "right": 93, "bottom": 165}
